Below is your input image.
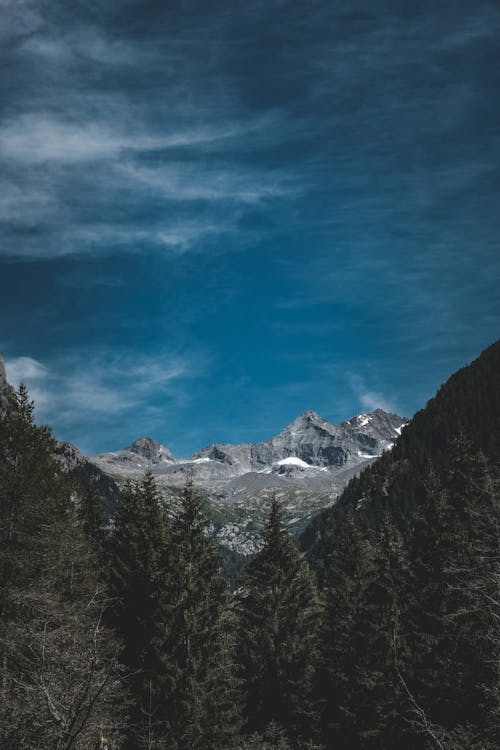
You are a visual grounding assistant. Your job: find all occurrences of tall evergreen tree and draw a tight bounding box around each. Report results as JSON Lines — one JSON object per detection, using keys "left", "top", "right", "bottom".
{"left": 0, "top": 385, "right": 123, "bottom": 749}
{"left": 0, "top": 385, "right": 70, "bottom": 618}
{"left": 320, "top": 512, "right": 373, "bottom": 750}
{"left": 160, "top": 478, "right": 242, "bottom": 750}
{"left": 79, "top": 475, "right": 108, "bottom": 551}
{"left": 408, "top": 444, "right": 500, "bottom": 746}
{"left": 238, "top": 496, "right": 321, "bottom": 747}
{"left": 354, "top": 514, "right": 414, "bottom": 750}
{"left": 107, "top": 471, "right": 169, "bottom": 748}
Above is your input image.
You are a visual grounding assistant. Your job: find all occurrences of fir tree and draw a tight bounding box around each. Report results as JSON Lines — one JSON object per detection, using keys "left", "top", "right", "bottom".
{"left": 0, "top": 384, "right": 71, "bottom": 618}
{"left": 0, "top": 385, "right": 123, "bottom": 748}
{"left": 408, "top": 444, "right": 499, "bottom": 745}
{"left": 354, "top": 514, "right": 414, "bottom": 750}
{"left": 320, "top": 512, "right": 373, "bottom": 750}
{"left": 107, "top": 471, "right": 169, "bottom": 748}
{"left": 79, "top": 475, "right": 108, "bottom": 551}
{"left": 161, "top": 478, "right": 242, "bottom": 750}
{"left": 238, "top": 496, "right": 321, "bottom": 747}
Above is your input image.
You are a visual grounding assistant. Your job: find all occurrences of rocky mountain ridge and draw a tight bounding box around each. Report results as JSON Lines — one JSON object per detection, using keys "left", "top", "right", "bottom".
{"left": 90, "top": 408, "right": 407, "bottom": 553}
{"left": 0, "top": 353, "right": 407, "bottom": 556}
{"left": 92, "top": 407, "right": 406, "bottom": 484}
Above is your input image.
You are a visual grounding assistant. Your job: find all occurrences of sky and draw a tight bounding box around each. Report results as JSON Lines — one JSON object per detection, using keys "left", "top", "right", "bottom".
{"left": 0, "top": 0, "right": 499, "bottom": 456}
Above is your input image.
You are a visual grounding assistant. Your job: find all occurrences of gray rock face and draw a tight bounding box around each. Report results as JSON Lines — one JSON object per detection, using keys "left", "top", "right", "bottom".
{"left": 90, "top": 408, "right": 407, "bottom": 512}
{"left": 128, "top": 436, "right": 176, "bottom": 465}
{"left": 93, "top": 436, "right": 176, "bottom": 475}
{"left": 54, "top": 441, "right": 122, "bottom": 516}
{"left": 0, "top": 358, "right": 409, "bottom": 558}
{"left": 190, "top": 408, "right": 404, "bottom": 474}
{"left": 0, "top": 356, "right": 15, "bottom": 413}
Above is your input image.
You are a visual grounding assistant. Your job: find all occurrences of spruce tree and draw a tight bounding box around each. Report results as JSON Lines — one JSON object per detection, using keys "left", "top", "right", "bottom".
{"left": 107, "top": 471, "right": 169, "bottom": 748}
{"left": 160, "top": 478, "right": 242, "bottom": 750}
{"left": 354, "top": 514, "right": 413, "bottom": 750}
{"left": 0, "top": 385, "right": 123, "bottom": 748}
{"left": 238, "top": 496, "right": 321, "bottom": 747}
{"left": 320, "top": 511, "right": 373, "bottom": 750}
{"left": 0, "top": 385, "right": 71, "bottom": 617}
{"left": 79, "top": 475, "right": 108, "bottom": 550}
{"left": 408, "top": 445, "right": 500, "bottom": 746}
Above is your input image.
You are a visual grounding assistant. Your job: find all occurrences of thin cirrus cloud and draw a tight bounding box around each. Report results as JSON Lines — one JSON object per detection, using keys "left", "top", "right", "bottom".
{"left": 18, "top": 24, "right": 139, "bottom": 66}
{"left": 4, "top": 352, "right": 197, "bottom": 439}
{"left": 0, "top": 114, "right": 260, "bottom": 165}
{"left": 0, "top": 109, "right": 294, "bottom": 259}
{"left": 118, "top": 162, "right": 295, "bottom": 204}
{"left": 1, "top": 0, "right": 499, "bottom": 453}
{"left": 349, "top": 375, "right": 398, "bottom": 416}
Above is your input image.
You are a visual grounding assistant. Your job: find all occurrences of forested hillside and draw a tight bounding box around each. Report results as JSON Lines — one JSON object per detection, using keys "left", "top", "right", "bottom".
{"left": 1, "top": 343, "right": 498, "bottom": 749}
{"left": 301, "top": 340, "right": 500, "bottom": 581}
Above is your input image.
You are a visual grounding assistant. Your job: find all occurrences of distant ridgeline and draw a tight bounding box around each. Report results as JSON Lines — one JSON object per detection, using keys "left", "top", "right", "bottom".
{"left": 301, "top": 339, "right": 500, "bottom": 583}
{"left": 1, "top": 342, "right": 498, "bottom": 749}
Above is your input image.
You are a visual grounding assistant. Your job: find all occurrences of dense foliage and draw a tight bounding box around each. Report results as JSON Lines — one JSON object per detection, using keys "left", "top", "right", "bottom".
{"left": 1, "top": 339, "right": 499, "bottom": 749}
{"left": 0, "top": 385, "right": 124, "bottom": 749}
{"left": 237, "top": 497, "right": 321, "bottom": 746}
{"left": 301, "top": 339, "right": 500, "bottom": 581}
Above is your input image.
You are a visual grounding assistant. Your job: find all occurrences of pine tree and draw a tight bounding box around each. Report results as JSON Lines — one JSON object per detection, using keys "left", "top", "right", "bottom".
{"left": 408, "top": 444, "right": 500, "bottom": 746}
{"left": 354, "top": 514, "right": 414, "bottom": 750}
{"left": 106, "top": 471, "right": 169, "bottom": 748}
{"left": 320, "top": 511, "right": 373, "bottom": 750}
{"left": 79, "top": 476, "right": 108, "bottom": 550}
{"left": 238, "top": 496, "right": 321, "bottom": 747}
{"left": 0, "top": 385, "right": 71, "bottom": 618}
{"left": 160, "top": 478, "right": 242, "bottom": 750}
{"left": 0, "top": 385, "right": 123, "bottom": 748}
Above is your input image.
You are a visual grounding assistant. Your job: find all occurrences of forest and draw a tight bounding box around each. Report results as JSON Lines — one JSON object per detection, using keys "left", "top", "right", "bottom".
{"left": 0, "top": 342, "right": 499, "bottom": 750}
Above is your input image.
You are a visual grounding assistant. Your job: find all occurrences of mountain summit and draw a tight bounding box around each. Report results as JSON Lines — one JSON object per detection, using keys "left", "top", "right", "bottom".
{"left": 93, "top": 436, "right": 176, "bottom": 474}
{"left": 128, "top": 437, "right": 176, "bottom": 464}
{"left": 90, "top": 407, "right": 407, "bottom": 554}
{"left": 92, "top": 408, "right": 407, "bottom": 488}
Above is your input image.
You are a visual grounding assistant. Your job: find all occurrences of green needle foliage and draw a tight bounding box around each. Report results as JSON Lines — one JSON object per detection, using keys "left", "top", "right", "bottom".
{"left": 106, "top": 472, "right": 169, "bottom": 748}
{"left": 0, "top": 385, "right": 123, "bottom": 749}
{"left": 320, "top": 512, "right": 373, "bottom": 750}
{"left": 238, "top": 496, "right": 321, "bottom": 748}
{"left": 160, "top": 478, "right": 242, "bottom": 750}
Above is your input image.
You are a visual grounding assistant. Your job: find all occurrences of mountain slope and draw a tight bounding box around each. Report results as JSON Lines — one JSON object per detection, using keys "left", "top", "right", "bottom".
{"left": 92, "top": 436, "right": 176, "bottom": 476}
{"left": 92, "top": 408, "right": 406, "bottom": 488}
{"left": 300, "top": 339, "right": 500, "bottom": 582}
{"left": 0, "top": 355, "right": 122, "bottom": 517}
{"left": 90, "top": 408, "right": 407, "bottom": 554}
{"left": 0, "top": 358, "right": 15, "bottom": 413}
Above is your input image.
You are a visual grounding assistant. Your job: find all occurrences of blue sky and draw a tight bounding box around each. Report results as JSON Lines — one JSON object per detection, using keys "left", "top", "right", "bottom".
{"left": 1, "top": 0, "right": 499, "bottom": 456}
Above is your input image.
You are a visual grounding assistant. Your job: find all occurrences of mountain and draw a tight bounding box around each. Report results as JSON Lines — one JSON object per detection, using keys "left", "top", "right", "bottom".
{"left": 3, "top": 353, "right": 406, "bottom": 558}
{"left": 0, "top": 354, "right": 122, "bottom": 517}
{"left": 192, "top": 408, "right": 404, "bottom": 473}
{"left": 0, "top": 358, "right": 15, "bottom": 413}
{"left": 300, "top": 339, "right": 500, "bottom": 582}
{"left": 90, "top": 408, "right": 407, "bottom": 554}
{"left": 92, "top": 436, "right": 176, "bottom": 476}
{"left": 93, "top": 408, "right": 405, "bottom": 484}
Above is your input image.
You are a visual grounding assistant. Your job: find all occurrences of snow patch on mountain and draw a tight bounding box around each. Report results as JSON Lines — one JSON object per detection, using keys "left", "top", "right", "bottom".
{"left": 276, "top": 456, "right": 313, "bottom": 468}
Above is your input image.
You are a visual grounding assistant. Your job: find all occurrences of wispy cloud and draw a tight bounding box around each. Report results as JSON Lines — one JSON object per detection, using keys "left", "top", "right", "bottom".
{"left": 1, "top": 0, "right": 499, "bottom": 453}
{"left": 0, "top": 113, "right": 258, "bottom": 165}
{"left": 349, "top": 374, "right": 397, "bottom": 415}
{"left": 18, "top": 23, "right": 138, "bottom": 66}
{"left": 118, "top": 162, "right": 294, "bottom": 204}
{"left": 4, "top": 350, "right": 204, "bottom": 451}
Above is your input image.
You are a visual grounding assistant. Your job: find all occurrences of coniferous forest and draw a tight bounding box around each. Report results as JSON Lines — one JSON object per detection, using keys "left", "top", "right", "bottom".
{"left": 1, "top": 342, "right": 499, "bottom": 749}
